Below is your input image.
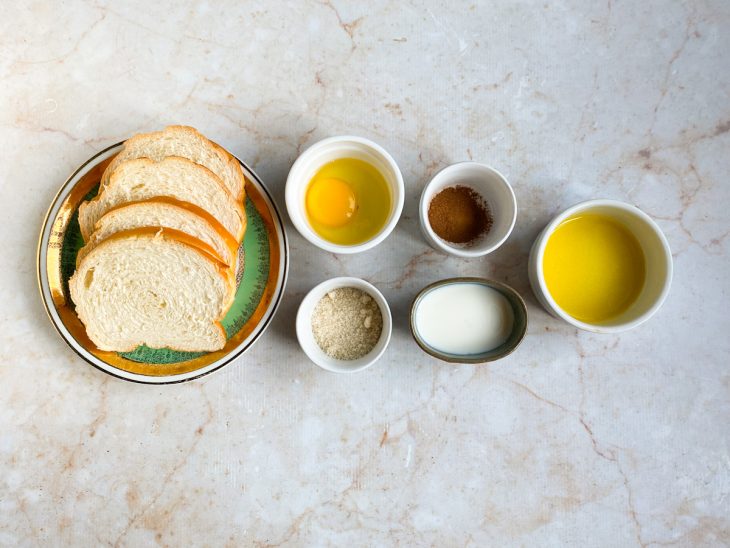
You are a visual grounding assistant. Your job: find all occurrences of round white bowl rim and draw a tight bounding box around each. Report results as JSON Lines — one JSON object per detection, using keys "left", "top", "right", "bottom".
{"left": 419, "top": 161, "right": 517, "bottom": 258}
{"left": 285, "top": 136, "right": 405, "bottom": 255}
{"left": 295, "top": 276, "right": 393, "bottom": 372}
{"left": 533, "top": 199, "right": 673, "bottom": 333}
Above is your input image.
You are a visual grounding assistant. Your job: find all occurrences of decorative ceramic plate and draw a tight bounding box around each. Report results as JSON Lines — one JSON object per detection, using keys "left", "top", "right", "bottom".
{"left": 37, "top": 142, "right": 288, "bottom": 384}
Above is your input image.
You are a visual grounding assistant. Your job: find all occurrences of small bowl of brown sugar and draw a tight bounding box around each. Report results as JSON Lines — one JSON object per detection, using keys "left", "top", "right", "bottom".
{"left": 296, "top": 277, "right": 392, "bottom": 373}
{"left": 419, "top": 162, "right": 517, "bottom": 258}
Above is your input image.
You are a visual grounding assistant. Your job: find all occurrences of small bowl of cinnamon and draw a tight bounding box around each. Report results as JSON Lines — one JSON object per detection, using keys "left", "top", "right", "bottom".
{"left": 419, "top": 162, "right": 516, "bottom": 258}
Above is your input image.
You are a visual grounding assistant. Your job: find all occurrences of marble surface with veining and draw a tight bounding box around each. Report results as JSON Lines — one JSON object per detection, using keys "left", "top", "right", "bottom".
{"left": 2, "top": 1, "right": 729, "bottom": 546}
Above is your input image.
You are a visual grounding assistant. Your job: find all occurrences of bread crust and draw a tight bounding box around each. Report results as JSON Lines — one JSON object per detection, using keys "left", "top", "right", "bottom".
{"left": 79, "top": 156, "right": 246, "bottom": 242}
{"left": 100, "top": 125, "right": 246, "bottom": 203}
{"left": 81, "top": 226, "right": 235, "bottom": 296}
{"left": 89, "top": 197, "right": 242, "bottom": 266}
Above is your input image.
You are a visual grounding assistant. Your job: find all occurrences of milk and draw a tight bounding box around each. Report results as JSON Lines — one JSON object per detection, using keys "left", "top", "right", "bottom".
{"left": 414, "top": 283, "right": 514, "bottom": 354}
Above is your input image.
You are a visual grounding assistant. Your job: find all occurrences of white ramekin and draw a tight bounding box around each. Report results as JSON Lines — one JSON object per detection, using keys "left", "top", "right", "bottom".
{"left": 296, "top": 277, "right": 392, "bottom": 373}
{"left": 528, "top": 199, "right": 673, "bottom": 333}
{"left": 285, "top": 136, "right": 404, "bottom": 254}
{"left": 419, "top": 162, "right": 517, "bottom": 258}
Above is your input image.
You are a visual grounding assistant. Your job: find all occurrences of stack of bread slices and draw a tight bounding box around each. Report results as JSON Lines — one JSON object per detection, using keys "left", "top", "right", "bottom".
{"left": 69, "top": 126, "right": 246, "bottom": 352}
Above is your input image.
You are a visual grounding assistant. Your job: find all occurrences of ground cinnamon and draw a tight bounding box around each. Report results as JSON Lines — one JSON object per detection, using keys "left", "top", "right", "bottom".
{"left": 428, "top": 185, "right": 492, "bottom": 244}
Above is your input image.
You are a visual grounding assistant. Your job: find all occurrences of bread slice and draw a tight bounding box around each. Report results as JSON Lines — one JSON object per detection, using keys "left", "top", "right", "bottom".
{"left": 78, "top": 157, "right": 246, "bottom": 242}
{"left": 69, "top": 227, "right": 235, "bottom": 352}
{"left": 79, "top": 198, "right": 239, "bottom": 267}
{"left": 101, "top": 125, "right": 246, "bottom": 202}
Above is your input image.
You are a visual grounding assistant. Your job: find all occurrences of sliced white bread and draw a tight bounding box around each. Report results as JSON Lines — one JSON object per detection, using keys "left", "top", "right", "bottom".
{"left": 69, "top": 227, "right": 235, "bottom": 352}
{"left": 78, "top": 198, "right": 239, "bottom": 268}
{"left": 78, "top": 157, "right": 246, "bottom": 242}
{"left": 101, "top": 125, "right": 246, "bottom": 202}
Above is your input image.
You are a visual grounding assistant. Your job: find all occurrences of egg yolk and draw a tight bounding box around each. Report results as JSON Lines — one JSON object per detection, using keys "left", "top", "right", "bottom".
{"left": 306, "top": 177, "right": 357, "bottom": 228}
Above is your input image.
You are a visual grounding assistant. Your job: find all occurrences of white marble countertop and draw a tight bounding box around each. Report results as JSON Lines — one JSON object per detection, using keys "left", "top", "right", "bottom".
{"left": 2, "top": 1, "right": 729, "bottom": 546}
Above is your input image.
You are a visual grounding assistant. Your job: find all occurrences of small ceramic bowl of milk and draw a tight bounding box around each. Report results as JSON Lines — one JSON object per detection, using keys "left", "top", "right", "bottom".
{"left": 410, "top": 278, "right": 527, "bottom": 363}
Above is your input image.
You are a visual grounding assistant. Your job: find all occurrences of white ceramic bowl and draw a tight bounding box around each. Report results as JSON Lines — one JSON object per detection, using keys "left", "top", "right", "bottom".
{"left": 285, "top": 136, "right": 404, "bottom": 254}
{"left": 528, "top": 199, "right": 673, "bottom": 333}
{"left": 419, "top": 162, "right": 517, "bottom": 258}
{"left": 296, "top": 277, "right": 392, "bottom": 373}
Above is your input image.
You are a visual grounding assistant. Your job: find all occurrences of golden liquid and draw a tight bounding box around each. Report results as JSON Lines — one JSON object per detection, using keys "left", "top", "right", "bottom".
{"left": 543, "top": 213, "right": 646, "bottom": 323}
{"left": 305, "top": 158, "right": 391, "bottom": 245}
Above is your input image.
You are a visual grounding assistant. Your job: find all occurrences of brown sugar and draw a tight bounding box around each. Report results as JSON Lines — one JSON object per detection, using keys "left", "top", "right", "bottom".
{"left": 428, "top": 185, "right": 493, "bottom": 244}
{"left": 311, "top": 287, "right": 383, "bottom": 360}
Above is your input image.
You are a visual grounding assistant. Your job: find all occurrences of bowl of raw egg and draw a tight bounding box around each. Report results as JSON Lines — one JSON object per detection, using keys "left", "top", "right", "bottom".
{"left": 528, "top": 199, "right": 672, "bottom": 333}
{"left": 285, "top": 136, "right": 404, "bottom": 254}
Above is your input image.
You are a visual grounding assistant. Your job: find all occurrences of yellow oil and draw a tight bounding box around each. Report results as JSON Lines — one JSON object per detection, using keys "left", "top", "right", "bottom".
{"left": 305, "top": 158, "right": 391, "bottom": 245}
{"left": 543, "top": 213, "right": 646, "bottom": 323}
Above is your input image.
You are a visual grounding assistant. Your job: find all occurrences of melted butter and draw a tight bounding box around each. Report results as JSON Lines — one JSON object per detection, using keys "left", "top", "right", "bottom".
{"left": 543, "top": 213, "right": 646, "bottom": 323}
